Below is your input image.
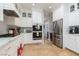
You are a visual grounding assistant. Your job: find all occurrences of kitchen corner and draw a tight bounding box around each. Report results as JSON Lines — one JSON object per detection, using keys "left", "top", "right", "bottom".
{"left": 0, "top": 3, "right": 43, "bottom": 56}
{"left": 0, "top": 3, "right": 24, "bottom": 56}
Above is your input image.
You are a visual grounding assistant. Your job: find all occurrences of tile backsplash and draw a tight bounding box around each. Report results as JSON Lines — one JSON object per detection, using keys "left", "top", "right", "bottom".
{"left": 20, "top": 27, "right": 32, "bottom": 33}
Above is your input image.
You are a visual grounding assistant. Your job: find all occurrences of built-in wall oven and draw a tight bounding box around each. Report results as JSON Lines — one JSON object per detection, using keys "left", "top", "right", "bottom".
{"left": 33, "top": 24, "right": 42, "bottom": 40}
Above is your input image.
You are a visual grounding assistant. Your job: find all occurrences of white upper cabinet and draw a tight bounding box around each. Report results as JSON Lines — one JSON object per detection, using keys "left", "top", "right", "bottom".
{"left": 3, "top": 3, "right": 16, "bottom": 10}
{"left": 15, "top": 9, "right": 32, "bottom": 27}
{"left": 32, "top": 9, "right": 43, "bottom": 24}
{"left": 15, "top": 18, "right": 32, "bottom": 27}
{"left": 15, "top": 17, "right": 32, "bottom": 27}
{"left": 22, "top": 18, "right": 32, "bottom": 27}
{"left": 15, "top": 17, "right": 25, "bottom": 27}
{"left": 0, "top": 4, "right": 3, "bottom": 21}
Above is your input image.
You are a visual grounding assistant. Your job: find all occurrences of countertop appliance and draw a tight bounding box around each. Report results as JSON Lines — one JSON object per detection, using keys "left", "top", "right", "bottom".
{"left": 8, "top": 27, "right": 20, "bottom": 37}
{"left": 69, "top": 26, "right": 79, "bottom": 34}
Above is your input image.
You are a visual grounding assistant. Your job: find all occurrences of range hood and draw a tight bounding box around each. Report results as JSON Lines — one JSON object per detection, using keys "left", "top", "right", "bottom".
{"left": 3, "top": 9, "right": 19, "bottom": 17}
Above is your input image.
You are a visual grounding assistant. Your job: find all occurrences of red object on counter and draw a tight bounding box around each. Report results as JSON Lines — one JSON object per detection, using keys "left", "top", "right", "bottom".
{"left": 17, "top": 48, "right": 20, "bottom": 56}
{"left": 17, "top": 43, "right": 24, "bottom": 56}
{"left": 20, "top": 43, "right": 23, "bottom": 50}
{"left": 20, "top": 43, "right": 24, "bottom": 49}
{"left": 17, "top": 47, "right": 22, "bottom": 56}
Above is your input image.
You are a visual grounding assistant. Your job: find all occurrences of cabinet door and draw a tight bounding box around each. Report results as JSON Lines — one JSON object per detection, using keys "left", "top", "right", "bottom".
{"left": 0, "top": 49, "right": 6, "bottom": 56}
{"left": 68, "top": 36, "right": 79, "bottom": 53}
{"left": 22, "top": 34, "right": 32, "bottom": 44}
{"left": 0, "top": 46, "right": 9, "bottom": 56}
{"left": 0, "top": 4, "right": 3, "bottom": 21}
{"left": 3, "top": 3, "right": 15, "bottom": 10}
{"left": 74, "top": 36, "right": 79, "bottom": 53}
{"left": 32, "top": 10, "right": 42, "bottom": 24}
{"left": 67, "top": 35, "right": 76, "bottom": 51}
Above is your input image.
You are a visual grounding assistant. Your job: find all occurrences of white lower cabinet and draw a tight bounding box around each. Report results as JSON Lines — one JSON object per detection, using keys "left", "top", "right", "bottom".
{"left": 0, "top": 42, "right": 17, "bottom": 56}
{"left": 0, "top": 35, "right": 24, "bottom": 56}
{"left": 22, "top": 33, "right": 32, "bottom": 44}
{"left": 7, "top": 41, "right": 17, "bottom": 56}
{"left": 74, "top": 36, "right": 79, "bottom": 53}
{"left": 0, "top": 44, "right": 11, "bottom": 56}
{"left": 0, "top": 49, "right": 7, "bottom": 56}
{"left": 67, "top": 35, "right": 79, "bottom": 53}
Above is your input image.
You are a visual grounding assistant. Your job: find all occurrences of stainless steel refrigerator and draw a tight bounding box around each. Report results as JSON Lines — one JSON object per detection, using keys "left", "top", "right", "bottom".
{"left": 52, "top": 19, "right": 63, "bottom": 48}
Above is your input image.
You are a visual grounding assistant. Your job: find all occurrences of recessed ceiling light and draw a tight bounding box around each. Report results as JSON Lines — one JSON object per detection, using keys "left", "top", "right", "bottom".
{"left": 49, "top": 6, "right": 52, "bottom": 9}
{"left": 32, "top": 3, "right": 35, "bottom": 6}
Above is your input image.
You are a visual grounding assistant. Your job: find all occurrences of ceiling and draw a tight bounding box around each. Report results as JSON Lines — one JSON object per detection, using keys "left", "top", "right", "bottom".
{"left": 17, "top": 3, "right": 63, "bottom": 12}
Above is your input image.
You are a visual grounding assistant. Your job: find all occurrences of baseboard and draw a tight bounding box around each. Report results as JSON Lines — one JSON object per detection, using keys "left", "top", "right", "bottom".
{"left": 66, "top": 48, "right": 79, "bottom": 55}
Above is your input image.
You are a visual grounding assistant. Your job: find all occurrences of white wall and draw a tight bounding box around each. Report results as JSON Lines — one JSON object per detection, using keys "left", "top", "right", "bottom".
{"left": 0, "top": 4, "right": 3, "bottom": 21}
{"left": 0, "top": 21, "right": 8, "bottom": 35}
{"left": 53, "top": 3, "right": 79, "bottom": 53}
{"left": 0, "top": 15, "right": 15, "bottom": 35}
{"left": 63, "top": 3, "right": 79, "bottom": 53}
{"left": 4, "top": 15, "right": 15, "bottom": 25}
{"left": 0, "top": 4, "right": 7, "bottom": 35}
{"left": 53, "top": 5, "right": 64, "bottom": 21}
